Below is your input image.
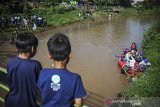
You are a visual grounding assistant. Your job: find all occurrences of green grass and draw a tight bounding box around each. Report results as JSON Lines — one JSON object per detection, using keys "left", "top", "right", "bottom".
{"left": 46, "top": 10, "right": 82, "bottom": 26}
{"left": 121, "top": 8, "right": 138, "bottom": 15}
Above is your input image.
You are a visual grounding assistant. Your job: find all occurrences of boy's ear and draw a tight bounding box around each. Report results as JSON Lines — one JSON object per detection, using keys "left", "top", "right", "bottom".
{"left": 31, "top": 46, "right": 36, "bottom": 52}
{"left": 48, "top": 53, "right": 52, "bottom": 59}
{"left": 69, "top": 53, "right": 72, "bottom": 59}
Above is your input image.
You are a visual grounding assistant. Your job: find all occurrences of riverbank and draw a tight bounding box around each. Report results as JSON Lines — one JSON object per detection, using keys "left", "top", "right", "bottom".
{"left": 124, "top": 21, "right": 160, "bottom": 106}
{"left": 121, "top": 8, "right": 160, "bottom": 16}
{"left": 0, "top": 10, "right": 109, "bottom": 42}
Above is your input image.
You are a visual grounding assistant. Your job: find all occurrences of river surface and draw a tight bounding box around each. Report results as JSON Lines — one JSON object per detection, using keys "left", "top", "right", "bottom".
{"left": 0, "top": 15, "right": 159, "bottom": 106}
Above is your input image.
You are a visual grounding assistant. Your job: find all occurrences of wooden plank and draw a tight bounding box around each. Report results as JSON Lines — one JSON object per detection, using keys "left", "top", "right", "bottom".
{"left": 0, "top": 83, "right": 9, "bottom": 92}
{"left": 0, "top": 67, "right": 7, "bottom": 74}
{"left": 0, "top": 97, "right": 4, "bottom": 103}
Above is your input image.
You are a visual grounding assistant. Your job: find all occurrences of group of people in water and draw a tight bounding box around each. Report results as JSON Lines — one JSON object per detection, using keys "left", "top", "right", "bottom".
{"left": 118, "top": 42, "right": 151, "bottom": 79}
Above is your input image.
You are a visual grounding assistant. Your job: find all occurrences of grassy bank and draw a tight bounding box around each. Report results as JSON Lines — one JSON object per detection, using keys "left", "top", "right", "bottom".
{"left": 121, "top": 8, "right": 160, "bottom": 16}
{"left": 32, "top": 6, "right": 109, "bottom": 27}
{"left": 124, "top": 21, "right": 160, "bottom": 105}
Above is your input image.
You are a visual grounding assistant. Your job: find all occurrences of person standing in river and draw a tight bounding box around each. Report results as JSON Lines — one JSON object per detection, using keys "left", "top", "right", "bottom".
{"left": 5, "top": 32, "right": 42, "bottom": 107}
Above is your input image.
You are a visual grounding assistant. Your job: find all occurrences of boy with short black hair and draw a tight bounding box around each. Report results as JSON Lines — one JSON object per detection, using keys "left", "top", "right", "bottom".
{"left": 5, "top": 32, "right": 42, "bottom": 107}
{"left": 37, "top": 33, "right": 87, "bottom": 107}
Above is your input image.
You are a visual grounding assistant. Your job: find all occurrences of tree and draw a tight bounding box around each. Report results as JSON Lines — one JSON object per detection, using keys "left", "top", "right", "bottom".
{"left": 40, "top": 0, "right": 60, "bottom": 7}
{"left": 93, "top": 0, "right": 131, "bottom": 8}
{"left": 144, "top": 0, "right": 160, "bottom": 8}
{"left": 93, "top": 0, "right": 119, "bottom": 8}
{"left": 0, "top": 0, "right": 25, "bottom": 14}
{"left": 118, "top": 0, "right": 131, "bottom": 7}
{"left": 107, "top": 0, "right": 119, "bottom": 6}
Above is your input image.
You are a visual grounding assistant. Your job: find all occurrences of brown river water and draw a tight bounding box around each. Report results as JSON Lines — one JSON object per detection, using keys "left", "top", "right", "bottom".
{"left": 0, "top": 15, "right": 159, "bottom": 106}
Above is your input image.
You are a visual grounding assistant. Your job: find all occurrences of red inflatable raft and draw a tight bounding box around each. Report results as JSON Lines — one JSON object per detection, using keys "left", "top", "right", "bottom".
{"left": 118, "top": 57, "right": 139, "bottom": 75}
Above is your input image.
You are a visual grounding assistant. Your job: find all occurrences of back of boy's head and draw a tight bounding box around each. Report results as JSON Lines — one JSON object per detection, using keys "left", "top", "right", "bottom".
{"left": 15, "top": 32, "right": 38, "bottom": 53}
{"left": 47, "top": 33, "right": 71, "bottom": 61}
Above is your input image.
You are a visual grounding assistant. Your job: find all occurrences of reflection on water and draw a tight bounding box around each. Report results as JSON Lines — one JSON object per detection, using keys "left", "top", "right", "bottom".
{"left": 1, "top": 16, "right": 159, "bottom": 100}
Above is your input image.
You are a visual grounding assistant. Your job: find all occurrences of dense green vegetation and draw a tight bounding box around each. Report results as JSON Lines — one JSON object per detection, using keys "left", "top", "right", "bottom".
{"left": 0, "top": 0, "right": 159, "bottom": 15}
{"left": 32, "top": 5, "right": 82, "bottom": 26}
{"left": 125, "top": 21, "right": 160, "bottom": 106}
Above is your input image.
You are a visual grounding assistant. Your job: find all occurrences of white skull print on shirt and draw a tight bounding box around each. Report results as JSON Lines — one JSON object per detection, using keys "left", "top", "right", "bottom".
{"left": 51, "top": 75, "right": 61, "bottom": 91}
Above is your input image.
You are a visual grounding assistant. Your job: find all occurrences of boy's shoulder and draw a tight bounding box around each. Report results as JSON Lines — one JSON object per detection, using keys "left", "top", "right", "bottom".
{"left": 29, "top": 59, "right": 41, "bottom": 64}
{"left": 8, "top": 57, "right": 41, "bottom": 65}
{"left": 40, "top": 68, "right": 80, "bottom": 77}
